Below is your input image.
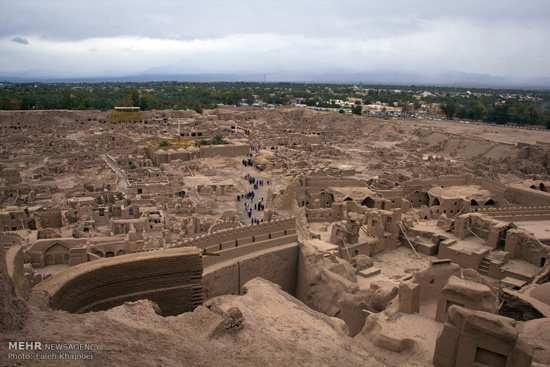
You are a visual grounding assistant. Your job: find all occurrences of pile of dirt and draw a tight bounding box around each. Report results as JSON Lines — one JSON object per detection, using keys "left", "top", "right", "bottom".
{"left": 0, "top": 278, "right": 390, "bottom": 366}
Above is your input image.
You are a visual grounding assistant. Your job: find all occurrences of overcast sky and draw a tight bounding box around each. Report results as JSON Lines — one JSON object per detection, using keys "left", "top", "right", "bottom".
{"left": 0, "top": 0, "right": 548, "bottom": 79}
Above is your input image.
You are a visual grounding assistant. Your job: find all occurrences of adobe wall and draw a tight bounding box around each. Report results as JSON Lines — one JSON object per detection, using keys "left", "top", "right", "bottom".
{"left": 478, "top": 178, "right": 506, "bottom": 199}
{"left": 304, "top": 206, "right": 345, "bottom": 223}
{"left": 199, "top": 143, "right": 249, "bottom": 158}
{"left": 304, "top": 176, "right": 367, "bottom": 188}
{"left": 33, "top": 247, "right": 203, "bottom": 316}
{"left": 505, "top": 185, "right": 550, "bottom": 206}
{"left": 185, "top": 218, "right": 299, "bottom": 300}
{"left": 434, "top": 276, "right": 497, "bottom": 323}
{"left": 428, "top": 196, "right": 468, "bottom": 217}
{"left": 0, "top": 245, "right": 28, "bottom": 331}
{"left": 478, "top": 206, "right": 550, "bottom": 222}
{"left": 151, "top": 143, "right": 249, "bottom": 166}
{"left": 433, "top": 306, "right": 533, "bottom": 367}
{"left": 179, "top": 217, "right": 297, "bottom": 251}
{"left": 410, "top": 264, "right": 462, "bottom": 303}
{"left": 438, "top": 240, "right": 490, "bottom": 271}
{"left": 0, "top": 232, "right": 24, "bottom": 247}
{"left": 404, "top": 175, "right": 473, "bottom": 193}
{"left": 505, "top": 229, "right": 550, "bottom": 266}
{"left": 6, "top": 245, "right": 26, "bottom": 298}
{"left": 433, "top": 175, "right": 473, "bottom": 187}
{"left": 27, "top": 238, "right": 88, "bottom": 268}
{"left": 202, "top": 242, "right": 298, "bottom": 300}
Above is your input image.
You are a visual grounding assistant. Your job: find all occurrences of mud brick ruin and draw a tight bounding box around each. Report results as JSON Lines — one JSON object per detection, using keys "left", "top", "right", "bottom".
{"left": 1, "top": 107, "right": 550, "bottom": 366}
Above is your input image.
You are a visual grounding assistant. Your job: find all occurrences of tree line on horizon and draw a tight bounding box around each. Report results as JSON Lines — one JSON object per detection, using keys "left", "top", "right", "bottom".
{"left": 0, "top": 81, "right": 548, "bottom": 128}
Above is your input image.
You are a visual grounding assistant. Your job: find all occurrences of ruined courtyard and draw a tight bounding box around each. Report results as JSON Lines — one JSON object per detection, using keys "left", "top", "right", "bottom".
{"left": 1, "top": 106, "right": 550, "bottom": 366}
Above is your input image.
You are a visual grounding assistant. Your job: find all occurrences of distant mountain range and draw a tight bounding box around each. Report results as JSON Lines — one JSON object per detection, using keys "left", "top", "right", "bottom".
{"left": 1, "top": 70, "right": 549, "bottom": 89}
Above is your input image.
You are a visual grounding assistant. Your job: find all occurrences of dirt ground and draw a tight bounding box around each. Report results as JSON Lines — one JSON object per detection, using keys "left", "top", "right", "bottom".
{"left": 1, "top": 108, "right": 550, "bottom": 366}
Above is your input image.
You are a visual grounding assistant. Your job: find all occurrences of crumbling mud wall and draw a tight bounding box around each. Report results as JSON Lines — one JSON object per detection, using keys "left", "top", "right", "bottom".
{"left": 5, "top": 245, "right": 27, "bottom": 298}
{"left": 295, "top": 241, "right": 359, "bottom": 317}
{"left": 506, "top": 228, "right": 550, "bottom": 267}
{"left": 0, "top": 247, "right": 27, "bottom": 330}
{"left": 34, "top": 247, "right": 203, "bottom": 316}
{"left": 433, "top": 306, "right": 533, "bottom": 367}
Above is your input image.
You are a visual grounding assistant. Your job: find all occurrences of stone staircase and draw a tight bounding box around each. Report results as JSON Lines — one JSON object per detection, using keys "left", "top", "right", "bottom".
{"left": 478, "top": 256, "right": 491, "bottom": 275}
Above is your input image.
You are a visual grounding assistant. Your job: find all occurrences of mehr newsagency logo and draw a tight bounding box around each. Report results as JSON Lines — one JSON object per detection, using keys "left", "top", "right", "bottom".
{"left": 7, "top": 341, "right": 100, "bottom": 361}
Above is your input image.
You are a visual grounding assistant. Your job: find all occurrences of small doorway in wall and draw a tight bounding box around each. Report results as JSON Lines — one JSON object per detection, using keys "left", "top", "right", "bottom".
{"left": 541, "top": 257, "right": 547, "bottom": 267}
{"left": 475, "top": 347, "right": 507, "bottom": 367}
{"left": 361, "top": 197, "right": 375, "bottom": 208}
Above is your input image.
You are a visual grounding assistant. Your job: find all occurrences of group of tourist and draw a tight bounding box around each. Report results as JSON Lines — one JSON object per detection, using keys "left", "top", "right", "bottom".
{"left": 237, "top": 169, "right": 269, "bottom": 225}
{"left": 242, "top": 153, "right": 254, "bottom": 168}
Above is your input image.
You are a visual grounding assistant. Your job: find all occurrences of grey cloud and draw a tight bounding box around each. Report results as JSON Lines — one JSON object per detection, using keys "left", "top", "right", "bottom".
{"left": 0, "top": 0, "right": 548, "bottom": 79}
{"left": 1, "top": 0, "right": 546, "bottom": 42}
{"left": 11, "top": 36, "right": 29, "bottom": 45}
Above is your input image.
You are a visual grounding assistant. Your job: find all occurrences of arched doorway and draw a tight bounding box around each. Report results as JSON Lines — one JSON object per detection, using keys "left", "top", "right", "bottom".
{"left": 471, "top": 199, "right": 479, "bottom": 206}
{"left": 361, "top": 197, "right": 375, "bottom": 208}
{"left": 431, "top": 197, "right": 440, "bottom": 206}
{"left": 410, "top": 191, "right": 429, "bottom": 207}
{"left": 485, "top": 199, "right": 496, "bottom": 206}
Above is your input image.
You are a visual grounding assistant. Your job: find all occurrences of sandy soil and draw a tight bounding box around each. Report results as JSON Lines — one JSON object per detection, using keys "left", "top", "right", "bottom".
{"left": 0, "top": 278, "right": 390, "bottom": 367}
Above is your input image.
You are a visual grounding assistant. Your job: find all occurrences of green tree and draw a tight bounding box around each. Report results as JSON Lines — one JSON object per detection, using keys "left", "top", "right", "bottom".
{"left": 197, "top": 139, "right": 210, "bottom": 146}
{"left": 61, "top": 90, "right": 73, "bottom": 109}
{"left": 21, "top": 96, "right": 33, "bottom": 110}
{"left": 352, "top": 103, "right": 363, "bottom": 115}
{"left": 493, "top": 104, "right": 509, "bottom": 124}
{"left": 441, "top": 102, "right": 455, "bottom": 120}
{"left": 305, "top": 98, "right": 316, "bottom": 106}
{"left": 116, "top": 94, "right": 134, "bottom": 107}
{"left": 0, "top": 93, "right": 14, "bottom": 110}
{"left": 140, "top": 93, "right": 157, "bottom": 110}
{"left": 211, "top": 134, "right": 228, "bottom": 145}
{"left": 127, "top": 88, "right": 140, "bottom": 106}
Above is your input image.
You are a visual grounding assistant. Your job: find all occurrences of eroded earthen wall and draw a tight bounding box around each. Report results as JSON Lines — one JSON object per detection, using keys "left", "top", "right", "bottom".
{"left": 34, "top": 247, "right": 203, "bottom": 316}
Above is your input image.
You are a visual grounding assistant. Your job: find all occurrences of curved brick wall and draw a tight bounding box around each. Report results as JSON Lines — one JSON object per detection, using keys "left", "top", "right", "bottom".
{"left": 34, "top": 219, "right": 301, "bottom": 315}
{"left": 34, "top": 247, "right": 203, "bottom": 316}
